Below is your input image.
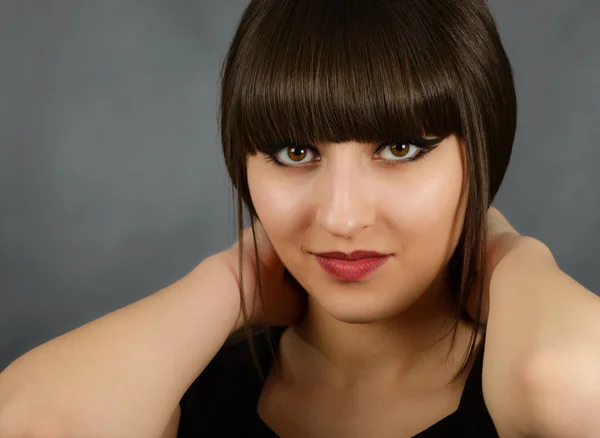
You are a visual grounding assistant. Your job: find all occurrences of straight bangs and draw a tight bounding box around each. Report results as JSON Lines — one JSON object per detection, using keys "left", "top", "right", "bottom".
{"left": 222, "top": 0, "right": 467, "bottom": 154}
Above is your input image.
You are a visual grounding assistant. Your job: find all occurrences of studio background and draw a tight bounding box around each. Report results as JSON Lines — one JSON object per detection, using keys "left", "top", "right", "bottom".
{"left": 1, "top": 0, "right": 599, "bottom": 370}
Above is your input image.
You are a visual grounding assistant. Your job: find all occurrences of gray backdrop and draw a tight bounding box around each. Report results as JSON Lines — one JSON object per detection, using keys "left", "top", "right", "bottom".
{"left": 1, "top": 1, "right": 599, "bottom": 371}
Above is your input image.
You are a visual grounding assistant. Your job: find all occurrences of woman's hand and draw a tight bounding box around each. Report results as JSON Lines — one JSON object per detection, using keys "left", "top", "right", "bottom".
{"left": 219, "top": 220, "right": 307, "bottom": 329}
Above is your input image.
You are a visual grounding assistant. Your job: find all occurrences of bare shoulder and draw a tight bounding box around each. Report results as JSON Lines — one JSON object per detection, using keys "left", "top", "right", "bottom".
{"left": 160, "top": 405, "right": 181, "bottom": 438}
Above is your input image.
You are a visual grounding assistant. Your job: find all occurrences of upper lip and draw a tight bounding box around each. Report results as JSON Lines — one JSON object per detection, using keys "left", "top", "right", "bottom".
{"left": 315, "top": 250, "right": 390, "bottom": 260}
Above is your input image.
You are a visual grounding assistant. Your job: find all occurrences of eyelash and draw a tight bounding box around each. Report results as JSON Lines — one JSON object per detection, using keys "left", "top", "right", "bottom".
{"left": 262, "top": 142, "right": 435, "bottom": 168}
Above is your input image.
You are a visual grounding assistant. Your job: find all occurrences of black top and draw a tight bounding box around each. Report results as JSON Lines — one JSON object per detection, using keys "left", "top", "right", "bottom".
{"left": 178, "top": 327, "right": 498, "bottom": 437}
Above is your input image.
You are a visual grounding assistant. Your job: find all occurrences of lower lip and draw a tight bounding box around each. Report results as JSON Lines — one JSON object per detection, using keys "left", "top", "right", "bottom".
{"left": 316, "top": 255, "right": 391, "bottom": 282}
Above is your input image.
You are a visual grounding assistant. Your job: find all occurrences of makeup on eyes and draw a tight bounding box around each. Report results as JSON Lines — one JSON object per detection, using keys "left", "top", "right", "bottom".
{"left": 261, "top": 137, "right": 444, "bottom": 168}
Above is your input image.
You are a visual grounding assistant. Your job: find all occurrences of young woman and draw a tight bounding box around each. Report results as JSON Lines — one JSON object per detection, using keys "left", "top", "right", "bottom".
{"left": 1, "top": 0, "right": 599, "bottom": 437}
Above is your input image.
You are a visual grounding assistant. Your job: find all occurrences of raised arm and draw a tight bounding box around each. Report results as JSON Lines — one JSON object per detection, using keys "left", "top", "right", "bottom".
{"left": 476, "top": 208, "right": 600, "bottom": 437}
{"left": 0, "top": 254, "right": 241, "bottom": 438}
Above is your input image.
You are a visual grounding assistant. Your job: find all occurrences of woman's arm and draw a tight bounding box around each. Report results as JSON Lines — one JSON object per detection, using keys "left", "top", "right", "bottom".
{"left": 480, "top": 210, "right": 600, "bottom": 437}
{"left": 0, "top": 254, "right": 241, "bottom": 438}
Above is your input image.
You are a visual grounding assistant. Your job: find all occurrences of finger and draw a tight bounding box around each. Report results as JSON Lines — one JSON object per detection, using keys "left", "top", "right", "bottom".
{"left": 487, "top": 206, "right": 518, "bottom": 234}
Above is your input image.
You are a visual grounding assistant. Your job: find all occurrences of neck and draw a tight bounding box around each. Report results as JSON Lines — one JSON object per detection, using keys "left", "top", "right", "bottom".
{"left": 283, "top": 276, "right": 475, "bottom": 388}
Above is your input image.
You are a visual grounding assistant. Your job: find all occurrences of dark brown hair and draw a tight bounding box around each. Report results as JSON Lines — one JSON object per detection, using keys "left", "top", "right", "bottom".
{"left": 219, "top": 0, "right": 516, "bottom": 383}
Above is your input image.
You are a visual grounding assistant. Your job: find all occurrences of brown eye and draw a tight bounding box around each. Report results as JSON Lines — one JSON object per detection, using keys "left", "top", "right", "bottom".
{"left": 389, "top": 143, "right": 410, "bottom": 157}
{"left": 377, "top": 142, "right": 421, "bottom": 162}
{"left": 286, "top": 146, "right": 308, "bottom": 162}
{"left": 268, "top": 143, "right": 317, "bottom": 166}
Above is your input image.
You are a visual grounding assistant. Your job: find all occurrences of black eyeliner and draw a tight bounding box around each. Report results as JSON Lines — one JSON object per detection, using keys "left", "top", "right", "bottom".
{"left": 385, "top": 137, "right": 444, "bottom": 149}
{"left": 260, "top": 140, "right": 313, "bottom": 155}
{"left": 262, "top": 137, "right": 442, "bottom": 168}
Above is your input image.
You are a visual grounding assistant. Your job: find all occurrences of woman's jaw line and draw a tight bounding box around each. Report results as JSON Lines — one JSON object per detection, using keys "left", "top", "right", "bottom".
{"left": 287, "top": 268, "right": 464, "bottom": 384}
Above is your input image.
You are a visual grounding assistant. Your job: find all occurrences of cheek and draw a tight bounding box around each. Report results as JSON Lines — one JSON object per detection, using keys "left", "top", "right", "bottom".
{"left": 383, "top": 168, "right": 465, "bottom": 262}
{"left": 247, "top": 168, "right": 310, "bottom": 240}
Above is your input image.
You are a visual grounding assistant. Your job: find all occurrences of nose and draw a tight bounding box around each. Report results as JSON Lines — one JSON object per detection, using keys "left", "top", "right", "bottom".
{"left": 315, "top": 154, "right": 375, "bottom": 238}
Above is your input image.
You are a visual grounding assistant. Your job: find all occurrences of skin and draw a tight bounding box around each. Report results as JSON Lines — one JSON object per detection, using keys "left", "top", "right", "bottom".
{"left": 244, "top": 135, "right": 600, "bottom": 437}
{"left": 246, "top": 134, "right": 476, "bottom": 389}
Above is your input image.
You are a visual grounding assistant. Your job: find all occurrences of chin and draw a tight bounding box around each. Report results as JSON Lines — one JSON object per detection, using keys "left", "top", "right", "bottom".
{"left": 307, "top": 286, "right": 420, "bottom": 325}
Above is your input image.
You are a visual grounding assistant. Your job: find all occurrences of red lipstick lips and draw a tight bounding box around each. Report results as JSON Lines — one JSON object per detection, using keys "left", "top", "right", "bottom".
{"left": 315, "top": 250, "right": 391, "bottom": 281}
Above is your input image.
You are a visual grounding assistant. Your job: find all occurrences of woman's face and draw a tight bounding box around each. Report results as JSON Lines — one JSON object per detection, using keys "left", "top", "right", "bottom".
{"left": 246, "top": 135, "right": 468, "bottom": 324}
